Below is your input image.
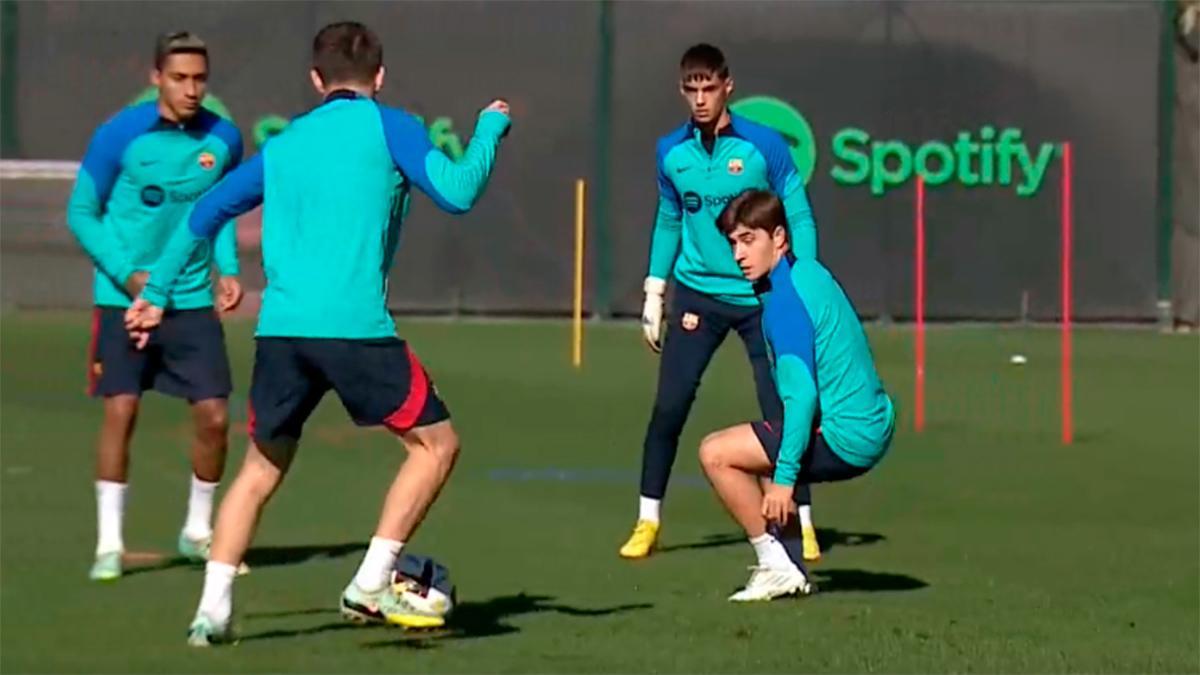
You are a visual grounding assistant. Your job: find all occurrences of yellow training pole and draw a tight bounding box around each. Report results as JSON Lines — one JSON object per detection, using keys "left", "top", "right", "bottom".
{"left": 573, "top": 179, "right": 586, "bottom": 368}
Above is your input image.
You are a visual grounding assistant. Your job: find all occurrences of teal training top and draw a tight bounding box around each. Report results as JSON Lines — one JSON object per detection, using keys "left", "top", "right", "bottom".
{"left": 760, "top": 254, "right": 895, "bottom": 486}
{"left": 66, "top": 102, "right": 242, "bottom": 309}
{"left": 648, "top": 114, "right": 817, "bottom": 306}
{"left": 143, "top": 91, "right": 510, "bottom": 339}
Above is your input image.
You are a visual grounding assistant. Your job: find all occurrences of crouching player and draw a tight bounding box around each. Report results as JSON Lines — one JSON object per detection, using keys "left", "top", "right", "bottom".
{"left": 700, "top": 190, "right": 895, "bottom": 602}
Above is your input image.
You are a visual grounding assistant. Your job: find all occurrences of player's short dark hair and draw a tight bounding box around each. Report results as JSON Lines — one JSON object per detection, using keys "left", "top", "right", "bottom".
{"left": 312, "top": 21, "right": 383, "bottom": 85}
{"left": 717, "top": 190, "right": 786, "bottom": 237}
{"left": 154, "top": 31, "right": 208, "bottom": 70}
{"left": 680, "top": 43, "right": 729, "bottom": 81}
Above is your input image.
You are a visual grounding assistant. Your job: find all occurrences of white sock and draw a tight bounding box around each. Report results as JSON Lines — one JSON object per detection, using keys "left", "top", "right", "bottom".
{"left": 95, "top": 480, "right": 127, "bottom": 555}
{"left": 749, "top": 532, "right": 793, "bottom": 569}
{"left": 353, "top": 537, "right": 404, "bottom": 593}
{"left": 798, "top": 504, "right": 814, "bottom": 529}
{"left": 183, "top": 476, "right": 219, "bottom": 541}
{"left": 197, "top": 561, "right": 238, "bottom": 626}
{"left": 638, "top": 496, "right": 661, "bottom": 523}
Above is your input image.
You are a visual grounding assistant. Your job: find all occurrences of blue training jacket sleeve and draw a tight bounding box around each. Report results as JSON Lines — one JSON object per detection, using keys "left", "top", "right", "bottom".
{"left": 757, "top": 132, "right": 817, "bottom": 260}
{"left": 212, "top": 219, "right": 240, "bottom": 276}
{"left": 774, "top": 355, "right": 818, "bottom": 486}
{"left": 66, "top": 122, "right": 137, "bottom": 286}
{"left": 142, "top": 153, "right": 264, "bottom": 307}
{"left": 765, "top": 270, "right": 820, "bottom": 486}
{"left": 212, "top": 133, "right": 244, "bottom": 276}
{"left": 378, "top": 105, "right": 509, "bottom": 215}
{"left": 647, "top": 143, "right": 683, "bottom": 280}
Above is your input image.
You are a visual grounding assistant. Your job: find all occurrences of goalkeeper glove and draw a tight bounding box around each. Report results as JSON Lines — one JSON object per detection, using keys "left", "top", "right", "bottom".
{"left": 641, "top": 276, "right": 667, "bottom": 353}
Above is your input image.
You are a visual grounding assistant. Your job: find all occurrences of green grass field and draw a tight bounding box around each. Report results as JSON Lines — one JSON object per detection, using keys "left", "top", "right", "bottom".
{"left": 1, "top": 313, "right": 1197, "bottom": 673}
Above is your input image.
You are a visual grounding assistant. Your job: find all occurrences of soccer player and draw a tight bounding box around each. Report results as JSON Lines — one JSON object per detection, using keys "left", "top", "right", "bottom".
{"left": 701, "top": 189, "right": 895, "bottom": 601}
{"left": 66, "top": 32, "right": 244, "bottom": 582}
{"left": 621, "top": 44, "right": 822, "bottom": 561}
{"left": 125, "top": 22, "right": 510, "bottom": 646}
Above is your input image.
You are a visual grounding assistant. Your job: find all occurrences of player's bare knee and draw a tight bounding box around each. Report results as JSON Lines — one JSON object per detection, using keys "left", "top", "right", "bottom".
{"left": 404, "top": 423, "right": 460, "bottom": 469}
{"left": 103, "top": 395, "right": 139, "bottom": 424}
{"left": 239, "top": 449, "right": 285, "bottom": 500}
{"left": 195, "top": 402, "right": 229, "bottom": 442}
{"left": 427, "top": 427, "right": 460, "bottom": 468}
{"left": 208, "top": 407, "right": 229, "bottom": 435}
{"left": 699, "top": 431, "right": 729, "bottom": 473}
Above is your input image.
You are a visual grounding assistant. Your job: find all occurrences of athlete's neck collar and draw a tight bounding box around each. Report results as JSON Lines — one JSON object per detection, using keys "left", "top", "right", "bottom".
{"left": 324, "top": 89, "right": 365, "bottom": 103}
{"left": 153, "top": 100, "right": 205, "bottom": 130}
{"left": 687, "top": 111, "right": 738, "bottom": 139}
{"left": 756, "top": 250, "right": 796, "bottom": 296}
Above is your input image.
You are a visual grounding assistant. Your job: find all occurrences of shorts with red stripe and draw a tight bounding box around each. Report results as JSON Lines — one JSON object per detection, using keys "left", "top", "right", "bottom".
{"left": 248, "top": 337, "right": 449, "bottom": 465}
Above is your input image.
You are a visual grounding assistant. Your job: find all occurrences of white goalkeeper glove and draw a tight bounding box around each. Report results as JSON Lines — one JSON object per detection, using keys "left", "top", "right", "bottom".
{"left": 641, "top": 276, "right": 667, "bottom": 353}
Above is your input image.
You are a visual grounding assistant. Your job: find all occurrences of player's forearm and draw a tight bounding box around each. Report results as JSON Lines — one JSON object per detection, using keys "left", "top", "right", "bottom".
{"left": 647, "top": 204, "right": 682, "bottom": 279}
{"left": 787, "top": 219, "right": 817, "bottom": 260}
{"left": 784, "top": 189, "right": 818, "bottom": 260}
{"left": 213, "top": 219, "right": 240, "bottom": 276}
{"left": 144, "top": 158, "right": 263, "bottom": 306}
{"left": 66, "top": 184, "right": 135, "bottom": 284}
{"left": 774, "top": 414, "right": 810, "bottom": 487}
{"left": 425, "top": 111, "right": 510, "bottom": 214}
{"left": 773, "top": 358, "right": 819, "bottom": 487}
{"left": 142, "top": 218, "right": 205, "bottom": 307}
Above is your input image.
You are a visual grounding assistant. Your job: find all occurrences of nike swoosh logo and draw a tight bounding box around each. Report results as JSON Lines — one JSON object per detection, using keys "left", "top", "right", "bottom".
{"left": 674, "top": 166, "right": 690, "bottom": 173}
{"left": 138, "top": 159, "right": 159, "bottom": 166}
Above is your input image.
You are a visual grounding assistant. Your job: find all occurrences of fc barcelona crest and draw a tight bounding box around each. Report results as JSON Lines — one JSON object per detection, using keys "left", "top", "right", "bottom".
{"left": 727, "top": 158, "right": 744, "bottom": 175}
{"left": 682, "top": 312, "right": 700, "bottom": 331}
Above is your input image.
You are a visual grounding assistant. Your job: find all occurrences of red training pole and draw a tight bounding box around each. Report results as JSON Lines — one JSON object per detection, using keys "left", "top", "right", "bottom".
{"left": 914, "top": 175, "right": 926, "bottom": 433}
{"left": 1060, "top": 143, "right": 1074, "bottom": 445}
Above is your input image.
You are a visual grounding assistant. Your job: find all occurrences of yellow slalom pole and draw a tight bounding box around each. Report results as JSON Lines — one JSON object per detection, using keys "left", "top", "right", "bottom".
{"left": 573, "top": 179, "right": 586, "bottom": 368}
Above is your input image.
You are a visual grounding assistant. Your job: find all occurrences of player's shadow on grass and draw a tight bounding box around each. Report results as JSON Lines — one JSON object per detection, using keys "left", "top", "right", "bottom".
{"left": 360, "top": 593, "right": 654, "bottom": 649}
{"left": 121, "top": 542, "right": 367, "bottom": 578}
{"left": 242, "top": 542, "right": 366, "bottom": 568}
{"left": 812, "top": 568, "right": 928, "bottom": 593}
{"left": 239, "top": 617, "right": 366, "bottom": 643}
{"left": 237, "top": 594, "right": 651, "bottom": 646}
{"left": 658, "top": 527, "right": 886, "bottom": 554}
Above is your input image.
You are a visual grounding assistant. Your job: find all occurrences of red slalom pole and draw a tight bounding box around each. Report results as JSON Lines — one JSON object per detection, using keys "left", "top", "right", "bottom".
{"left": 915, "top": 175, "right": 926, "bottom": 433}
{"left": 1060, "top": 143, "right": 1074, "bottom": 445}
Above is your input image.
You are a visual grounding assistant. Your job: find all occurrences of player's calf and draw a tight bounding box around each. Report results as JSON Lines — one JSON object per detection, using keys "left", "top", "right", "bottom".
{"left": 96, "top": 395, "right": 139, "bottom": 483}
{"left": 340, "top": 422, "right": 460, "bottom": 629}
{"left": 90, "top": 395, "right": 139, "bottom": 580}
{"left": 189, "top": 398, "right": 229, "bottom": 481}
{"left": 374, "top": 421, "right": 461, "bottom": 543}
{"left": 180, "top": 398, "right": 230, "bottom": 561}
{"left": 209, "top": 441, "right": 291, "bottom": 564}
{"left": 186, "top": 442, "right": 290, "bottom": 644}
{"left": 699, "top": 425, "right": 815, "bottom": 601}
